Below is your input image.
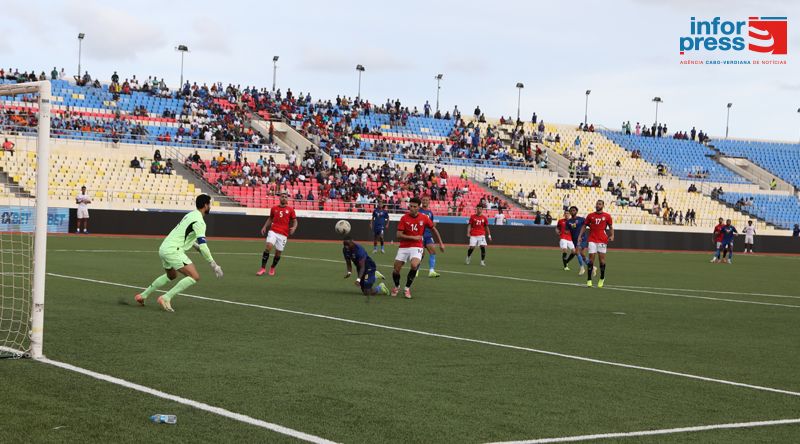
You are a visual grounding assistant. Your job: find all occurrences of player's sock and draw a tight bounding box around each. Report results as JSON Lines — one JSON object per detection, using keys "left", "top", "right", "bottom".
{"left": 405, "top": 268, "right": 418, "bottom": 288}
{"left": 576, "top": 254, "right": 585, "bottom": 266}
{"left": 428, "top": 253, "right": 436, "bottom": 271}
{"left": 587, "top": 262, "right": 594, "bottom": 278}
{"left": 467, "top": 247, "right": 474, "bottom": 257}
{"left": 714, "top": 248, "right": 721, "bottom": 259}
{"left": 600, "top": 263, "right": 606, "bottom": 279}
{"left": 480, "top": 246, "right": 486, "bottom": 261}
{"left": 141, "top": 274, "right": 171, "bottom": 299}
{"left": 261, "top": 251, "right": 270, "bottom": 268}
{"left": 561, "top": 252, "right": 568, "bottom": 267}
{"left": 162, "top": 276, "right": 196, "bottom": 302}
{"left": 380, "top": 239, "right": 384, "bottom": 248}
{"left": 566, "top": 253, "right": 575, "bottom": 264}
{"left": 392, "top": 271, "right": 401, "bottom": 287}
{"left": 271, "top": 255, "right": 281, "bottom": 269}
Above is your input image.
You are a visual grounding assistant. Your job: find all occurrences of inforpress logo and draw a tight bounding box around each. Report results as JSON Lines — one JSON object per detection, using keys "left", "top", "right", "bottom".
{"left": 679, "top": 16, "right": 788, "bottom": 55}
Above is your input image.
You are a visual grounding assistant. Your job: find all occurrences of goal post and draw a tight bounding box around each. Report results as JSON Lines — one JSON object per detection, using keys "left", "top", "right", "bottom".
{"left": 0, "top": 81, "right": 50, "bottom": 359}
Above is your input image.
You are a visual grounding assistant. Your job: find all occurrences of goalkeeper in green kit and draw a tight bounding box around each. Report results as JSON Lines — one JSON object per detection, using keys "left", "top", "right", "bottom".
{"left": 135, "top": 194, "right": 224, "bottom": 312}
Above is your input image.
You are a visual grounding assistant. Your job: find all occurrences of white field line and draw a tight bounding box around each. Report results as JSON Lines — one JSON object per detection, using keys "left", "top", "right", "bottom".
{"left": 39, "top": 357, "right": 337, "bottom": 444}
{"left": 486, "top": 417, "right": 800, "bottom": 443}
{"left": 47, "top": 272, "right": 800, "bottom": 399}
{"left": 47, "top": 249, "right": 800, "bottom": 305}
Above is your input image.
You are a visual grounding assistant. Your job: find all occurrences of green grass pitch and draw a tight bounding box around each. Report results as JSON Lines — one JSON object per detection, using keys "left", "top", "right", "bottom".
{"left": 2, "top": 235, "right": 799, "bottom": 443}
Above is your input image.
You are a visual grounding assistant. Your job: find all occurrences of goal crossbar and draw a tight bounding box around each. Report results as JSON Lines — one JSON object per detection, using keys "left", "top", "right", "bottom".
{"left": 0, "top": 80, "right": 51, "bottom": 359}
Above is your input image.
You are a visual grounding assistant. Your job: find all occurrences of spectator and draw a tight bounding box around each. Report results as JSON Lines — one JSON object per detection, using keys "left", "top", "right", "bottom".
{"left": 2, "top": 138, "right": 15, "bottom": 155}
{"left": 544, "top": 211, "right": 553, "bottom": 225}
{"left": 164, "top": 159, "right": 174, "bottom": 175}
{"left": 769, "top": 177, "right": 777, "bottom": 190}
{"left": 306, "top": 190, "right": 314, "bottom": 201}
{"left": 153, "top": 149, "right": 163, "bottom": 161}
{"left": 130, "top": 156, "right": 141, "bottom": 168}
{"left": 794, "top": 224, "right": 800, "bottom": 237}
{"left": 495, "top": 208, "right": 506, "bottom": 225}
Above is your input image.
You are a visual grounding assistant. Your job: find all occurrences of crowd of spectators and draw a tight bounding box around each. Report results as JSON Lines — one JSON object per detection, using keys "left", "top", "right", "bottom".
{"left": 189, "top": 146, "right": 485, "bottom": 214}
{"left": 621, "top": 120, "right": 710, "bottom": 144}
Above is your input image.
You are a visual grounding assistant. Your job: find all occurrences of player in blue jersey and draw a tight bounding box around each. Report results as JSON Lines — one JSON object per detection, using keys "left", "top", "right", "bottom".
{"left": 419, "top": 196, "right": 440, "bottom": 278}
{"left": 370, "top": 203, "right": 390, "bottom": 254}
{"left": 343, "top": 236, "right": 389, "bottom": 296}
{"left": 720, "top": 219, "right": 738, "bottom": 264}
{"left": 567, "top": 206, "right": 589, "bottom": 275}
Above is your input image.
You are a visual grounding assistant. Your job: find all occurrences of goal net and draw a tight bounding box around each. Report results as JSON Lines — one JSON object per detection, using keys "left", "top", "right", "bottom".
{"left": 0, "top": 81, "right": 51, "bottom": 359}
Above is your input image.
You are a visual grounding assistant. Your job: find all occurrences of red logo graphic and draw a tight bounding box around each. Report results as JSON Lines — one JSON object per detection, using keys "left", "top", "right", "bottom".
{"left": 748, "top": 16, "right": 788, "bottom": 54}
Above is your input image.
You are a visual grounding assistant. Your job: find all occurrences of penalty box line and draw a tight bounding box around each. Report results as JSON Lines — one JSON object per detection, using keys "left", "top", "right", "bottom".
{"left": 37, "top": 357, "right": 338, "bottom": 444}
{"left": 485, "top": 417, "right": 800, "bottom": 443}
{"left": 49, "top": 249, "right": 800, "bottom": 304}
{"left": 47, "top": 272, "right": 800, "bottom": 400}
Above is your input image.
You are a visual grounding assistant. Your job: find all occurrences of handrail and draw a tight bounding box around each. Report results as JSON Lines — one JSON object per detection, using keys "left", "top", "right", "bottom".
{"left": 0, "top": 123, "right": 281, "bottom": 153}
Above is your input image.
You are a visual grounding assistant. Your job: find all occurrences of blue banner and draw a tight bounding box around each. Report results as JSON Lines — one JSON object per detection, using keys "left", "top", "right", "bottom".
{"left": 0, "top": 207, "right": 69, "bottom": 233}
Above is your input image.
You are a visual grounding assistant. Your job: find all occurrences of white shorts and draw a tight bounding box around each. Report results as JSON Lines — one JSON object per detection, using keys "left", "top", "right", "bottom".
{"left": 77, "top": 208, "right": 89, "bottom": 219}
{"left": 587, "top": 242, "right": 607, "bottom": 254}
{"left": 266, "top": 231, "right": 288, "bottom": 252}
{"left": 395, "top": 247, "right": 424, "bottom": 263}
{"left": 745, "top": 236, "right": 754, "bottom": 244}
{"left": 469, "top": 236, "right": 487, "bottom": 247}
{"left": 559, "top": 239, "right": 575, "bottom": 250}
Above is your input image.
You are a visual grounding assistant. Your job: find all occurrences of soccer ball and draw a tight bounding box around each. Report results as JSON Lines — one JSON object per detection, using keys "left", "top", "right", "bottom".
{"left": 335, "top": 220, "right": 351, "bottom": 236}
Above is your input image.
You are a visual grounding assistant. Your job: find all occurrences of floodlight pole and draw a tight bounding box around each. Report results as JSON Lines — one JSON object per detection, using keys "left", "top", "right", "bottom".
{"left": 725, "top": 103, "right": 732, "bottom": 139}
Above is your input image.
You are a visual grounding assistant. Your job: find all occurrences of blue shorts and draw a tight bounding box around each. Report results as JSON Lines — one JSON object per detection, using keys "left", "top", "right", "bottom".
{"left": 423, "top": 235, "right": 434, "bottom": 246}
{"left": 573, "top": 238, "right": 588, "bottom": 249}
{"left": 373, "top": 227, "right": 385, "bottom": 237}
{"left": 360, "top": 266, "right": 377, "bottom": 290}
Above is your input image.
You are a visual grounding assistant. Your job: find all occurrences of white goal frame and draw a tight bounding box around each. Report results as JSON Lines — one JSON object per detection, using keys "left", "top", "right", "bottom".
{"left": 0, "top": 81, "right": 51, "bottom": 359}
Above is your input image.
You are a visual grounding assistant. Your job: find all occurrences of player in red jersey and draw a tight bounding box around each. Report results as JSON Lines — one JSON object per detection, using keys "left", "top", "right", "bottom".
{"left": 258, "top": 190, "right": 298, "bottom": 276}
{"left": 392, "top": 197, "right": 445, "bottom": 298}
{"left": 555, "top": 210, "right": 576, "bottom": 271}
{"left": 466, "top": 204, "right": 492, "bottom": 266}
{"left": 711, "top": 217, "right": 725, "bottom": 263}
{"left": 578, "top": 200, "right": 614, "bottom": 288}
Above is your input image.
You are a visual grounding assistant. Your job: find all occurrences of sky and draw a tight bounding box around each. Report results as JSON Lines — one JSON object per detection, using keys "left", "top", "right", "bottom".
{"left": 1, "top": 0, "right": 799, "bottom": 141}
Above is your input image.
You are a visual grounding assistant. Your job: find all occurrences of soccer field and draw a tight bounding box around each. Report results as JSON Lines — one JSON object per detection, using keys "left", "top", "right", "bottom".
{"left": 3, "top": 235, "right": 799, "bottom": 443}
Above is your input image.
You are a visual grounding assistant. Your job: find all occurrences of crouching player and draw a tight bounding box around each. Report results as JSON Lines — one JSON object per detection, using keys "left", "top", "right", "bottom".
{"left": 343, "top": 236, "right": 389, "bottom": 296}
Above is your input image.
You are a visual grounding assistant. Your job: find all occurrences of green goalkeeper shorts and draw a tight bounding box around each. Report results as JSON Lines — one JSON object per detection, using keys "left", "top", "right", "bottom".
{"left": 159, "top": 248, "right": 193, "bottom": 270}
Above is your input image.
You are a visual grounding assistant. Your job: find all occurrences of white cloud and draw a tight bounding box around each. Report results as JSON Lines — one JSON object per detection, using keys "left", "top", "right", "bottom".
{"left": 61, "top": 0, "right": 167, "bottom": 61}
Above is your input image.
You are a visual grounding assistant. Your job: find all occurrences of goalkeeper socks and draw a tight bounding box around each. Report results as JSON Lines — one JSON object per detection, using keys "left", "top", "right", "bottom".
{"left": 271, "top": 255, "right": 281, "bottom": 268}
{"left": 467, "top": 247, "right": 474, "bottom": 257}
{"left": 261, "top": 251, "right": 270, "bottom": 268}
{"left": 406, "top": 268, "right": 418, "bottom": 288}
{"left": 429, "top": 253, "right": 436, "bottom": 271}
{"left": 141, "top": 274, "right": 171, "bottom": 299}
{"left": 600, "top": 263, "right": 606, "bottom": 279}
{"left": 162, "top": 276, "right": 196, "bottom": 302}
{"left": 392, "top": 271, "right": 401, "bottom": 287}
{"left": 480, "top": 246, "right": 486, "bottom": 261}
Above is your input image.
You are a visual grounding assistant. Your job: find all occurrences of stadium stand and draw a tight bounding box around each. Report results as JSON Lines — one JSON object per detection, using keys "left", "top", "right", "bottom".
{"left": 0, "top": 69, "right": 794, "bottom": 233}
{"left": 711, "top": 139, "right": 800, "bottom": 188}
{"left": 716, "top": 192, "right": 800, "bottom": 230}
{"left": 601, "top": 130, "right": 751, "bottom": 184}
